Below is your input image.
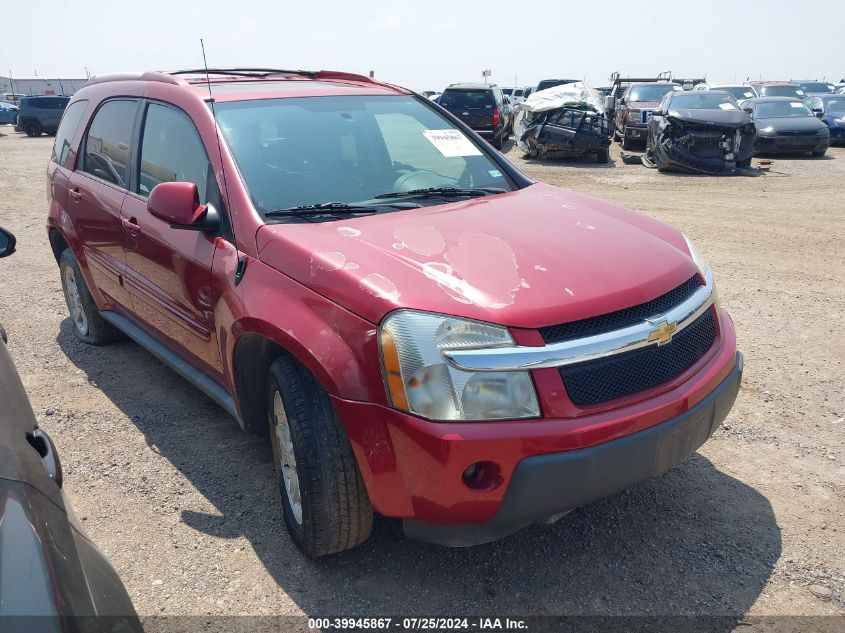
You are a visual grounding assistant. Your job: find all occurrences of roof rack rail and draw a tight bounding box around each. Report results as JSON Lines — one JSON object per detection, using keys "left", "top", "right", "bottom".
{"left": 172, "top": 68, "right": 319, "bottom": 79}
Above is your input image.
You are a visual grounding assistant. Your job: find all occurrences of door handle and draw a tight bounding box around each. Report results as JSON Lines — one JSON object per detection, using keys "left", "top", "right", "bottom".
{"left": 68, "top": 187, "right": 82, "bottom": 202}
{"left": 122, "top": 217, "right": 141, "bottom": 237}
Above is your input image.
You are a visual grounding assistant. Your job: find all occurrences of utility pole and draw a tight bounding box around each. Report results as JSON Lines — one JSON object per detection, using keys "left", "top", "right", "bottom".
{"left": 8, "top": 70, "right": 14, "bottom": 95}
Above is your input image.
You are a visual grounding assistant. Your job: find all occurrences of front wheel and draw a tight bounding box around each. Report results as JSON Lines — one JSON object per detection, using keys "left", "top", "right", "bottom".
{"left": 267, "top": 355, "right": 373, "bottom": 557}
{"left": 812, "top": 149, "right": 826, "bottom": 157}
{"left": 621, "top": 129, "right": 633, "bottom": 151}
{"left": 595, "top": 147, "right": 610, "bottom": 164}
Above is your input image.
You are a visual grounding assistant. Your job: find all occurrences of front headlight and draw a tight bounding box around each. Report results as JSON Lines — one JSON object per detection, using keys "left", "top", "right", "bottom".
{"left": 379, "top": 310, "right": 540, "bottom": 421}
{"left": 758, "top": 126, "right": 776, "bottom": 136}
{"left": 682, "top": 234, "right": 708, "bottom": 277}
{"left": 834, "top": 117, "right": 845, "bottom": 126}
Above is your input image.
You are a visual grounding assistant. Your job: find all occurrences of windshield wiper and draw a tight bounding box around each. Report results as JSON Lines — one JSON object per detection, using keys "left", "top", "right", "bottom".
{"left": 264, "top": 201, "right": 418, "bottom": 218}
{"left": 374, "top": 186, "right": 507, "bottom": 200}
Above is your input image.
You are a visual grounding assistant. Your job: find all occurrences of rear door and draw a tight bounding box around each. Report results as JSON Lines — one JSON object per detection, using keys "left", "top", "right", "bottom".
{"left": 67, "top": 99, "right": 139, "bottom": 310}
{"left": 44, "top": 99, "right": 67, "bottom": 131}
{"left": 119, "top": 100, "right": 224, "bottom": 378}
{"left": 440, "top": 89, "right": 496, "bottom": 131}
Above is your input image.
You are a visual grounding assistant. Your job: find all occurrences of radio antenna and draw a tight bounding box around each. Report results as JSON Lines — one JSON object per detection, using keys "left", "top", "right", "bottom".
{"left": 200, "top": 38, "right": 246, "bottom": 284}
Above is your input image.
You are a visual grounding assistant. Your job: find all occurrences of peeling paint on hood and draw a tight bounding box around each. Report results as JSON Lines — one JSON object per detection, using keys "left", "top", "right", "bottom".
{"left": 256, "top": 183, "right": 699, "bottom": 328}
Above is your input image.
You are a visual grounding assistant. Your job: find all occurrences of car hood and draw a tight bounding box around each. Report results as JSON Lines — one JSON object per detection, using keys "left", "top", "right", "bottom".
{"left": 256, "top": 183, "right": 699, "bottom": 328}
{"left": 757, "top": 116, "right": 827, "bottom": 132}
{"left": 667, "top": 108, "right": 750, "bottom": 127}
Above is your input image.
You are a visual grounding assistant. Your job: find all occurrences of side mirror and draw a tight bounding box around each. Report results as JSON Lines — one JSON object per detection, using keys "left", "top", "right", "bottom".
{"left": 744, "top": 107, "right": 754, "bottom": 115}
{"left": 147, "top": 181, "right": 219, "bottom": 231}
{"left": 0, "top": 227, "right": 16, "bottom": 258}
{"left": 814, "top": 110, "right": 824, "bottom": 118}
{"left": 604, "top": 95, "right": 616, "bottom": 111}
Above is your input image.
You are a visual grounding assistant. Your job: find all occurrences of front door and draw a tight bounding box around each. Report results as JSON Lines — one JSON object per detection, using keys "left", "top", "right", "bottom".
{"left": 120, "top": 100, "right": 225, "bottom": 378}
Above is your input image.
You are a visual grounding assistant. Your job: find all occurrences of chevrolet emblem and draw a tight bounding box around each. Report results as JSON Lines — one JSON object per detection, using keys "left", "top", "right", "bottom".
{"left": 647, "top": 319, "right": 677, "bottom": 346}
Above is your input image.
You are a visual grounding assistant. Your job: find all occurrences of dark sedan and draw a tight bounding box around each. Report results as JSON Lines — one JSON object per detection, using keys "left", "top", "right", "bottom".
{"left": 740, "top": 97, "right": 830, "bottom": 156}
{"left": 0, "top": 227, "right": 141, "bottom": 631}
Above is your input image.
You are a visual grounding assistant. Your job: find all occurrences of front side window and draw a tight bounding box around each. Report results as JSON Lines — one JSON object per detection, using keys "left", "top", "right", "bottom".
{"left": 81, "top": 99, "right": 138, "bottom": 188}
{"left": 215, "top": 95, "right": 512, "bottom": 216}
{"left": 137, "top": 103, "right": 210, "bottom": 200}
{"left": 52, "top": 100, "right": 88, "bottom": 166}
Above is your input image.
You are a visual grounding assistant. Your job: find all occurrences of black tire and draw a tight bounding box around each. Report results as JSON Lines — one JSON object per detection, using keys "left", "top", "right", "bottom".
{"left": 595, "top": 147, "right": 610, "bottom": 164}
{"left": 267, "top": 355, "right": 372, "bottom": 557}
{"left": 59, "top": 249, "right": 123, "bottom": 345}
{"left": 492, "top": 133, "right": 503, "bottom": 150}
{"left": 621, "top": 129, "right": 633, "bottom": 151}
{"left": 812, "top": 149, "right": 826, "bottom": 157}
{"left": 23, "top": 120, "right": 42, "bottom": 137}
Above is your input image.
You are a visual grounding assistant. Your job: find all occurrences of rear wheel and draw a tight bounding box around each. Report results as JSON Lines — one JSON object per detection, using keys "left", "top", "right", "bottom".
{"left": 59, "top": 249, "right": 123, "bottom": 345}
{"left": 492, "top": 133, "right": 503, "bottom": 150}
{"left": 23, "top": 120, "right": 42, "bottom": 137}
{"left": 267, "top": 355, "right": 372, "bottom": 557}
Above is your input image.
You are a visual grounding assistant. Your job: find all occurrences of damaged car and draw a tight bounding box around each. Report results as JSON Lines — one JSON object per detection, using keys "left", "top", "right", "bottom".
{"left": 740, "top": 97, "right": 830, "bottom": 156}
{"left": 644, "top": 90, "right": 755, "bottom": 174}
{"left": 514, "top": 82, "right": 611, "bottom": 163}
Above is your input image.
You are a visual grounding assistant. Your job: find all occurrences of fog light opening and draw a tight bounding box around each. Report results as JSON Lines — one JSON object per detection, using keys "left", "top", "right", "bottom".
{"left": 462, "top": 461, "right": 503, "bottom": 492}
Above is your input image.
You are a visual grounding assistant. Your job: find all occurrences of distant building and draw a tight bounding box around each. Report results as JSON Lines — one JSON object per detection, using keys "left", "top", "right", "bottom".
{"left": 0, "top": 76, "right": 89, "bottom": 97}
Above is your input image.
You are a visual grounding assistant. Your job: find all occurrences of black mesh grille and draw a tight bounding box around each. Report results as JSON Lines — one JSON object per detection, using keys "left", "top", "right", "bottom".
{"left": 539, "top": 275, "right": 703, "bottom": 344}
{"left": 559, "top": 308, "right": 718, "bottom": 406}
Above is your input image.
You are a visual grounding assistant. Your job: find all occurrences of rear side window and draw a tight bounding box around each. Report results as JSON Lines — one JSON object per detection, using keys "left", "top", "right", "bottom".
{"left": 52, "top": 100, "right": 88, "bottom": 166}
{"left": 136, "top": 103, "right": 210, "bottom": 200}
{"left": 81, "top": 99, "right": 138, "bottom": 188}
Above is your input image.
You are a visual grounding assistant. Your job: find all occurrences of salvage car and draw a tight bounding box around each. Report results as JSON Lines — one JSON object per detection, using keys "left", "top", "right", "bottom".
{"left": 47, "top": 69, "right": 742, "bottom": 556}
{"left": 612, "top": 82, "right": 683, "bottom": 149}
{"left": 809, "top": 94, "right": 845, "bottom": 143}
{"left": 740, "top": 97, "right": 830, "bottom": 156}
{"left": 439, "top": 83, "right": 511, "bottom": 149}
{"left": 535, "top": 79, "right": 579, "bottom": 93}
{"left": 644, "top": 90, "right": 755, "bottom": 174}
{"left": 0, "top": 226, "right": 141, "bottom": 627}
{"left": 0, "top": 101, "right": 17, "bottom": 125}
{"left": 513, "top": 82, "right": 611, "bottom": 163}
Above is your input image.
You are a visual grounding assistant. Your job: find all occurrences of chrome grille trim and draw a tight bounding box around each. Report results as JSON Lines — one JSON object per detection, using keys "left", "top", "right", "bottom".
{"left": 443, "top": 268, "right": 716, "bottom": 372}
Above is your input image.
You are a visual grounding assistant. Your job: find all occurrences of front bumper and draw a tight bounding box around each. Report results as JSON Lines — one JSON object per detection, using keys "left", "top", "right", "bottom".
{"left": 624, "top": 124, "right": 647, "bottom": 140}
{"left": 331, "top": 310, "right": 739, "bottom": 545}
{"left": 753, "top": 136, "right": 828, "bottom": 154}
{"left": 404, "top": 352, "right": 742, "bottom": 546}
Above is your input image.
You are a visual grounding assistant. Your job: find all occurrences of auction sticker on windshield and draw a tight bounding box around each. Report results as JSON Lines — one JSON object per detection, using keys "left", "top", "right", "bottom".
{"left": 423, "top": 129, "right": 482, "bottom": 157}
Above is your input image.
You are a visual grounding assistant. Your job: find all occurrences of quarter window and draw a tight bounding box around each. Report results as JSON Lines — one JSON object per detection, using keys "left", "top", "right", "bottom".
{"left": 81, "top": 99, "right": 138, "bottom": 188}
{"left": 137, "top": 103, "right": 210, "bottom": 201}
{"left": 52, "top": 100, "right": 88, "bottom": 166}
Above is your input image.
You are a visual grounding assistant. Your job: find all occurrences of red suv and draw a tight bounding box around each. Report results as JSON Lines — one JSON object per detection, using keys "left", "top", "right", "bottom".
{"left": 46, "top": 69, "right": 742, "bottom": 557}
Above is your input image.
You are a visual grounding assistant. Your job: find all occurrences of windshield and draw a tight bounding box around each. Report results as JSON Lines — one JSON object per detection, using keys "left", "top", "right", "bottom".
{"left": 440, "top": 89, "right": 495, "bottom": 108}
{"left": 537, "top": 80, "right": 575, "bottom": 92}
{"left": 755, "top": 101, "right": 813, "bottom": 118}
{"left": 670, "top": 93, "right": 739, "bottom": 110}
{"left": 761, "top": 85, "right": 805, "bottom": 98}
{"left": 716, "top": 86, "right": 757, "bottom": 100}
{"left": 215, "top": 95, "right": 512, "bottom": 215}
{"left": 801, "top": 82, "right": 836, "bottom": 94}
{"left": 628, "top": 84, "right": 681, "bottom": 102}
{"left": 821, "top": 97, "right": 845, "bottom": 112}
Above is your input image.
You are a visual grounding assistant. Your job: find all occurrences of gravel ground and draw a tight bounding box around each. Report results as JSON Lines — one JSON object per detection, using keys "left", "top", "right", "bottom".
{"left": 0, "top": 128, "right": 843, "bottom": 621}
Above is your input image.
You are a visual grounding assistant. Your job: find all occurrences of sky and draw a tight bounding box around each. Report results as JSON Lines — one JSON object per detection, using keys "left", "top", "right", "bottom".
{"left": 6, "top": 0, "right": 843, "bottom": 91}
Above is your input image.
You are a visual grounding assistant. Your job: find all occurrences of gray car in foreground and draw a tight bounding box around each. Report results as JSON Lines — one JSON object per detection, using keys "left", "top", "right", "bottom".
{"left": 0, "top": 227, "right": 141, "bottom": 632}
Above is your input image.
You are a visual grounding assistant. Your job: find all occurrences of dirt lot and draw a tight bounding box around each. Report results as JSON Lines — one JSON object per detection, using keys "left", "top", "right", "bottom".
{"left": 0, "top": 129, "right": 843, "bottom": 622}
